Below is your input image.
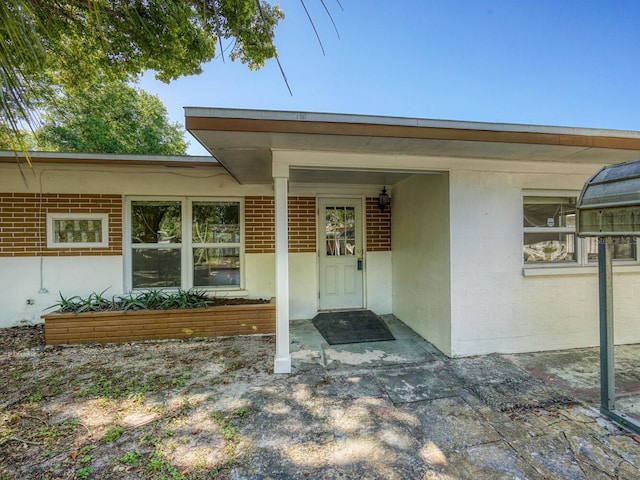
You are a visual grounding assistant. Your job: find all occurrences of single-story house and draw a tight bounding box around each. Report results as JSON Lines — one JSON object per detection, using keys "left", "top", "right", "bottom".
{"left": 2, "top": 108, "right": 640, "bottom": 373}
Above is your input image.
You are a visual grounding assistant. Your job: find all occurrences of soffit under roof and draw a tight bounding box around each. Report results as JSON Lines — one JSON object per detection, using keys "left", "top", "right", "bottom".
{"left": 185, "top": 108, "right": 640, "bottom": 185}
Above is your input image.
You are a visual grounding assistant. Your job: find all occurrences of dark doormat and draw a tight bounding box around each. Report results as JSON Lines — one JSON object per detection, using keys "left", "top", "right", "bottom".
{"left": 312, "top": 310, "right": 395, "bottom": 345}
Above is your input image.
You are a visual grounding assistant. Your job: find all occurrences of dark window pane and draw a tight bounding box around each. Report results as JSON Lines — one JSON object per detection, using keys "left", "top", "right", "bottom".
{"left": 193, "top": 248, "right": 240, "bottom": 287}
{"left": 132, "top": 248, "right": 181, "bottom": 288}
{"left": 524, "top": 232, "right": 576, "bottom": 263}
{"left": 131, "top": 201, "right": 181, "bottom": 244}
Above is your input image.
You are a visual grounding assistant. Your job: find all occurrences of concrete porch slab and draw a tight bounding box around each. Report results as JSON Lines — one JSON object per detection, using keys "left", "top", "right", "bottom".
{"left": 290, "top": 314, "right": 441, "bottom": 372}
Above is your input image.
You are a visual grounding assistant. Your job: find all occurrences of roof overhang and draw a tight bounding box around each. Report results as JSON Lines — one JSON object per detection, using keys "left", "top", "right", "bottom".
{"left": 0, "top": 150, "right": 220, "bottom": 168}
{"left": 185, "top": 107, "right": 640, "bottom": 184}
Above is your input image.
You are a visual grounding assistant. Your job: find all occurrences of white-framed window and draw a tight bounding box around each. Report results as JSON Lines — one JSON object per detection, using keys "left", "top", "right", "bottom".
{"left": 523, "top": 192, "right": 637, "bottom": 266}
{"left": 523, "top": 195, "right": 577, "bottom": 264}
{"left": 125, "top": 197, "right": 243, "bottom": 290}
{"left": 47, "top": 213, "right": 109, "bottom": 248}
{"left": 584, "top": 236, "right": 637, "bottom": 263}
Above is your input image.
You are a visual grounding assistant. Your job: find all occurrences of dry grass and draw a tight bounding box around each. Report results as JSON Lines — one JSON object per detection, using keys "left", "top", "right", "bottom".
{"left": 0, "top": 325, "right": 275, "bottom": 479}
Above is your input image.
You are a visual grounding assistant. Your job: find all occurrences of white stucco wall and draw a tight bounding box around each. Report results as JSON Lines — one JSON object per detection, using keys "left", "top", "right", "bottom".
{"left": 0, "top": 256, "right": 123, "bottom": 326}
{"left": 278, "top": 150, "right": 640, "bottom": 356}
{"left": 289, "top": 252, "right": 318, "bottom": 320}
{"left": 244, "top": 253, "right": 275, "bottom": 300}
{"left": 391, "top": 173, "right": 452, "bottom": 356}
{"left": 365, "top": 251, "right": 392, "bottom": 315}
{"left": 448, "top": 168, "right": 640, "bottom": 356}
{"left": 238, "top": 250, "right": 393, "bottom": 321}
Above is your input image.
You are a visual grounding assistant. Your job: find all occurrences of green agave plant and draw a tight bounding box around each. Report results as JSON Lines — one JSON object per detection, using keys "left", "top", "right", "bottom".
{"left": 47, "top": 288, "right": 236, "bottom": 314}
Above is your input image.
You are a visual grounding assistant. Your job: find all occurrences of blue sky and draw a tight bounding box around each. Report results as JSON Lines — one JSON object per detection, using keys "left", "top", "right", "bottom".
{"left": 138, "top": 1, "right": 640, "bottom": 155}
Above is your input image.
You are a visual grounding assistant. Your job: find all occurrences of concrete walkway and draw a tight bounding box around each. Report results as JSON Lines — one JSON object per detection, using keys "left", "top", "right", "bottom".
{"left": 231, "top": 315, "right": 640, "bottom": 478}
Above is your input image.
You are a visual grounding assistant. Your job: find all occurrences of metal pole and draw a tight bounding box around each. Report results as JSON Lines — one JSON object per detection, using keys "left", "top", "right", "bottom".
{"left": 598, "top": 237, "right": 615, "bottom": 412}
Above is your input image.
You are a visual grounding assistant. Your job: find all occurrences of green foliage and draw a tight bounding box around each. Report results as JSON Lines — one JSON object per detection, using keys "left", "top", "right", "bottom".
{"left": 80, "top": 374, "right": 152, "bottom": 400}
{"left": 33, "top": 418, "right": 79, "bottom": 445}
{"left": 209, "top": 408, "right": 251, "bottom": 471}
{"left": 79, "top": 367, "right": 191, "bottom": 400}
{"left": 48, "top": 288, "right": 265, "bottom": 314}
{"left": 2, "top": 0, "right": 285, "bottom": 152}
{"left": 118, "top": 450, "right": 142, "bottom": 466}
{"left": 49, "top": 288, "right": 113, "bottom": 314}
{"left": 104, "top": 426, "right": 124, "bottom": 443}
{"left": 33, "top": 78, "right": 189, "bottom": 155}
{"left": 158, "top": 289, "right": 211, "bottom": 310}
{"left": 120, "top": 289, "right": 168, "bottom": 311}
{"left": 48, "top": 289, "right": 226, "bottom": 313}
{"left": 145, "top": 451, "right": 186, "bottom": 479}
{"left": 75, "top": 466, "right": 92, "bottom": 479}
{"left": 79, "top": 445, "right": 96, "bottom": 455}
{"left": 28, "top": 391, "right": 42, "bottom": 402}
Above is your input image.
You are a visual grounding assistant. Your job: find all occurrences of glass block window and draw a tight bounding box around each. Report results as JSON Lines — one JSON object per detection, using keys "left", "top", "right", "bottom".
{"left": 47, "top": 213, "right": 109, "bottom": 248}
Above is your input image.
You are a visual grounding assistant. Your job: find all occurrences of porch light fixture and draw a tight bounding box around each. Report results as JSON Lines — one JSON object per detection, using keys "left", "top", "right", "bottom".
{"left": 378, "top": 186, "right": 390, "bottom": 212}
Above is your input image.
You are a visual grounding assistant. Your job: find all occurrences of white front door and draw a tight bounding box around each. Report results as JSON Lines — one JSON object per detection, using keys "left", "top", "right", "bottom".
{"left": 318, "top": 198, "right": 364, "bottom": 310}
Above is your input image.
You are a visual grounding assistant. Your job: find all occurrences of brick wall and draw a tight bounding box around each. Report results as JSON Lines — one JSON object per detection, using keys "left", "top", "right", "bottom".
{"left": 366, "top": 197, "right": 392, "bottom": 251}
{"left": 245, "top": 196, "right": 317, "bottom": 254}
{"left": 244, "top": 196, "right": 275, "bottom": 254}
{"left": 0, "top": 193, "right": 122, "bottom": 257}
{"left": 0, "top": 194, "right": 390, "bottom": 257}
{"left": 288, "top": 197, "right": 316, "bottom": 253}
{"left": 246, "top": 196, "right": 391, "bottom": 253}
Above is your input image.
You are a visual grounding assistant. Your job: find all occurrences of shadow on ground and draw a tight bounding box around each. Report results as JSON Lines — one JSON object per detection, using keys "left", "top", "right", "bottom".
{"left": 231, "top": 316, "right": 640, "bottom": 479}
{"left": 1, "top": 319, "right": 639, "bottom": 479}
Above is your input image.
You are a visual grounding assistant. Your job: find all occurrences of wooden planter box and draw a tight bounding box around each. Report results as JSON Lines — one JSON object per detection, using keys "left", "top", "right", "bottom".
{"left": 42, "top": 299, "right": 275, "bottom": 345}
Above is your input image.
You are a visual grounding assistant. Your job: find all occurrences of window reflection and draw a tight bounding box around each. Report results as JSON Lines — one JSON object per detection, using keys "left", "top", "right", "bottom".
{"left": 325, "top": 206, "right": 356, "bottom": 256}
{"left": 193, "top": 248, "right": 240, "bottom": 287}
{"left": 192, "top": 202, "right": 240, "bottom": 244}
{"left": 131, "top": 201, "right": 182, "bottom": 243}
{"left": 132, "top": 248, "right": 181, "bottom": 288}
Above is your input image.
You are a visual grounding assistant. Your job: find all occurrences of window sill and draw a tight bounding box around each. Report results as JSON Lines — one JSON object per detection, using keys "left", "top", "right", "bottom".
{"left": 523, "top": 264, "right": 640, "bottom": 277}
{"left": 130, "top": 288, "right": 249, "bottom": 297}
{"left": 204, "top": 288, "right": 249, "bottom": 297}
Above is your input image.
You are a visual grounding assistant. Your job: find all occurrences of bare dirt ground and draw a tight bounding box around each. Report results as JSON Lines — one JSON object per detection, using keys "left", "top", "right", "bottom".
{"left": 3, "top": 324, "right": 640, "bottom": 479}
{"left": 0, "top": 325, "right": 275, "bottom": 479}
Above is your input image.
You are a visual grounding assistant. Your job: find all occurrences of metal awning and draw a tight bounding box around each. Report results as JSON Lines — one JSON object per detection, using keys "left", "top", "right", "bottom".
{"left": 577, "top": 158, "right": 640, "bottom": 435}
{"left": 577, "top": 160, "right": 640, "bottom": 236}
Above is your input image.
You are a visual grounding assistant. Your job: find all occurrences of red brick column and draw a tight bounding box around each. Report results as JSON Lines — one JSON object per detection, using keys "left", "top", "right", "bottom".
{"left": 365, "top": 197, "right": 391, "bottom": 251}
